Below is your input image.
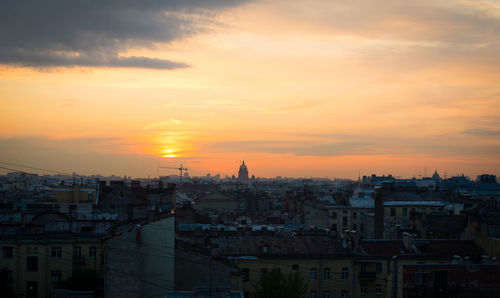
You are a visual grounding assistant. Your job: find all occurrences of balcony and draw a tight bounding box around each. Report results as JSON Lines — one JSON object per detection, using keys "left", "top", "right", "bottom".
{"left": 359, "top": 271, "right": 377, "bottom": 280}
{"left": 72, "top": 255, "right": 85, "bottom": 265}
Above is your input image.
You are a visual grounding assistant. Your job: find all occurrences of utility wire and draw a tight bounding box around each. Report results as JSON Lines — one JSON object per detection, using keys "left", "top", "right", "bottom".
{"left": 0, "top": 161, "right": 70, "bottom": 175}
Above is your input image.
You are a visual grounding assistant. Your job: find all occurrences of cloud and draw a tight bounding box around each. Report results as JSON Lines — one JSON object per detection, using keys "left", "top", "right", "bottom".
{"left": 204, "top": 134, "right": 500, "bottom": 157}
{"left": 0, "top": 0, "right": 247, "bottom": 69}
{"left": 204, "top": 140, "right": 374, "bottom": 156}
{"left": 462, "top": 128, "right": 500, "bottom": 137}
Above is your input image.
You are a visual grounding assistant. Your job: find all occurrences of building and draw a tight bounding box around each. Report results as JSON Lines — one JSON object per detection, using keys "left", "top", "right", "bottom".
{"left": 303, "top": 195, "right": 374, "bottom": 238}
{"left": 402, "top": 264, "right": 500, "bottom": 298}
{"left": 238, "top": 161, "right": 249, "bottom": 184}
{"left": 53, "top": 184, "right": 97, "bottom": 204}
{"left": 105, "top": 214, "right": 175, "bottom": 298}
{"left": 0, "top": 232, "right": 105, "bottom": 297}
{"left": 194, "top": 192, "right": 241, "bottom": 213}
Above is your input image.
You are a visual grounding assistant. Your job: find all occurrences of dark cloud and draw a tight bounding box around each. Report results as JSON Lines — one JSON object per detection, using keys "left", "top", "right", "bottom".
{"left": 0, "top": 0, "right": 246, "bottom": 69}
{"left": 462, "top": 128, "right": 500, "bottom": 137}
{"left": 205, "top": 140, "right": 374, "bottom": 156}
{"left": 204, "top": 134, "right": 500, "bottom": 157}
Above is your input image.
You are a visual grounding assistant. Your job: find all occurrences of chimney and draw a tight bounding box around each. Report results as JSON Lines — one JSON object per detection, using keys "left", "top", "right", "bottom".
{"left": 374, "top": 187, "right": 384, "bottom": 239}
{"left": 402, "top": 232, "right": 414, "bottom": 251}
{"left": 136, "top": 224, "right": 142, "bottom": 244}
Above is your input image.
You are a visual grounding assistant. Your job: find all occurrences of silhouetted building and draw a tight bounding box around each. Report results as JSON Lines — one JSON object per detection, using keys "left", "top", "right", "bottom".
{"left": 237, "top": 161, "right": 249, "bottom": 184}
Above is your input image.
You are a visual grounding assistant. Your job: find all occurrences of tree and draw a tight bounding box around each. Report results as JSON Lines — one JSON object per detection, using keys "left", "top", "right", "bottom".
{"left": 253, "top": 270, "right": 308, "bottom": 298}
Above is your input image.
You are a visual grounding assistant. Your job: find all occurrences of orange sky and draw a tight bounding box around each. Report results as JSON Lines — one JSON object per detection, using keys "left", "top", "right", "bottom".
{"left": 0, "top": 0, "right": 499, "bottom": 179}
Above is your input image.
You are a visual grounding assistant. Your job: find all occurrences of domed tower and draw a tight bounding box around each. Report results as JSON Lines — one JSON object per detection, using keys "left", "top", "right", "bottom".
{"left": 432, "top": 170, "right": 441, "bottom": 181}
{"left": 238, "top": 161, "right": 249, "bottom": 183}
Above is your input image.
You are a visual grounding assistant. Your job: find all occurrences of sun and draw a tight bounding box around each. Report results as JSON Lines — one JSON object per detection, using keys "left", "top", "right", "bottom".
{"left": 161, "top": 149, "right": 178, "bottom": 158}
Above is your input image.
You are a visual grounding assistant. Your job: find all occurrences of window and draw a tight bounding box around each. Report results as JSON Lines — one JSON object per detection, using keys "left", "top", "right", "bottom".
{"left": 375, "top": 284, "right": 383, "bottom": 295}
{"left": 6, "top": 270, "right": 13, "bottom": 281}
{"left": 26, "top": 281, "right": 38, "bottom": 297}
{"left": 361, "top": 286, "right": 367, "bottom": 296}
{"left": 27, "top": 256, "right": 38, "bottom": 272}
{"left": 51, "top": 247, "right": 62, "bottom": 258}
{"left": 342, "top": 267, "right": 348, "bottom": 280}
{"left": 2, "top": 246, "right": 13, "bottom": 258}
{"left": 390, "top": 208, "right": 396, "bottom": 216}
{"left": 341, "top": 290, "right": 349, "bottom": 298}
{"left": 332, "top": 212, "right": 337, "bottom": 219}
{"left": 88, "top": 193, "right": 93, "bottom": 202}
{"left": 415, "top": 273, "right": 428, "bottom": 286}
{"left": 74, "top": 247, "right": 82, "bottom": 256}
{"left": 343, "top": 216, "right": 348, "bottom": 227}
{"left": 50, "top": 270, "right": 62, "bottom": 284}
{"left": 323, "top": 291, "right": 330, "bottom": 298}
{"left": 353, "top": 224, "right": 357, "bottom": 231}
{"left": 323, "top": 268, "right": 330, "bottom": 280}
{"left": 101, "top": 249, "right": 106, "bottom": 264}
{"left": 73, "top": 247, "right": 84, "bottom": 264}
{"left": 292, "top": 264, "right": 299, "bottom": 270}
{"left": 361, "top": 263, "right": 367, "bottom": 273}
{"left": 89, "top": 247, "right": 96, "bottom": 258}
{"left": 81, "top": 226, "right": 94, "bottom": 233}
{"left": 259, "top": 268, "right": 267, "bottom": 277}
{"left": 376, "top": 263, "right": 382, "bottom": 273}
{"left": 310, "top": 291, "right": 316, "bottom": 298}
{"left": 402, "top": 208, "right": 408, "bottom": 216}
{"left": 310, "top": 268, "right": 317, "bottom": 281}
{"left": 242, "top": 268, "right": 249, "bottom": 282}
{"left": 353, "top": 212, "right": 357, "bottom": 219}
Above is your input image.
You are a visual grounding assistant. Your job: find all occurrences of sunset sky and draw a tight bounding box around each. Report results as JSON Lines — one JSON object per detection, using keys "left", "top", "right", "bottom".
{"left": 1, "top": 0, "right": 499, "bottom": 179}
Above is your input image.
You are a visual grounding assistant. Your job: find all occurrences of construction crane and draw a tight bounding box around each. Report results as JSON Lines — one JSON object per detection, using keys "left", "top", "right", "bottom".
{"left": 157, "top": 163, "right": 188, "bottom": 184}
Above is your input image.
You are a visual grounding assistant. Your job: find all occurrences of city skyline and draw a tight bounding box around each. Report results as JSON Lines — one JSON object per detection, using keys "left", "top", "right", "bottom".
{"left": 1, "top": 0, "right": 500, "bottom": 178}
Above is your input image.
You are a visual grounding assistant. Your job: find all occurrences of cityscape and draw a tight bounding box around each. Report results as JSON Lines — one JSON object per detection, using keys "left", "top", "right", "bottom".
{"left": 0, "top": 161, "right": 499, "bottom": 297}
{"left": 1, "top": 0, "right": 500, "bottom": 298}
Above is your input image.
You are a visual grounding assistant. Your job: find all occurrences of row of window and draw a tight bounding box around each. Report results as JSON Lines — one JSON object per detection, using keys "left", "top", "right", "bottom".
{"left": 51, "top": 246, "right": 97, "bottom": 259}
{"left": 310, "top": 290, "right": 348, "bottom": 298}
{"left": 310, "top": 267, "right": 349, "bottom": 280}
{"left": 389, "top": 207, "right": 444, "bottom": 217}
{"left": 1, "top": 246, "right": 97, "bottom": 259}
{"left": 361, "top": 285, "right": 383, "bottom": 295}
{"left": 242, "top": 267, "right": 350, "bottom": 282}
{"left": 331, "top": 211, "right": 364, "bottom": 219}
{"left": 310, "top": 285, "right": 383, "bottom": 297}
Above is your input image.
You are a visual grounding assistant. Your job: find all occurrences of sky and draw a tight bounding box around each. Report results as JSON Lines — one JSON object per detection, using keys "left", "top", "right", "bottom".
{"left": 1, "top": 0, "right": 500, "bottom": 179}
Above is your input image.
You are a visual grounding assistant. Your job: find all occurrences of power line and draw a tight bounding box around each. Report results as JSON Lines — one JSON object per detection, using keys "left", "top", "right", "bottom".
{"left": 0, "top": 161, "right": 71, "bottom": 175}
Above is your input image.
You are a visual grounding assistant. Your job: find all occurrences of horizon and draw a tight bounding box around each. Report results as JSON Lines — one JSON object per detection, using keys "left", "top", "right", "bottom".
{"left": 0, "top": 160, "right": 493, "bottom": 181}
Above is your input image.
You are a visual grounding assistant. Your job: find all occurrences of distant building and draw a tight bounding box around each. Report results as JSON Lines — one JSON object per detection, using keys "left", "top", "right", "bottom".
{"left": 53, "top": 185, "right": 97, "bottom": 204}
{"left": 237, "top": 161, "right": 249, "bottom": 184}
